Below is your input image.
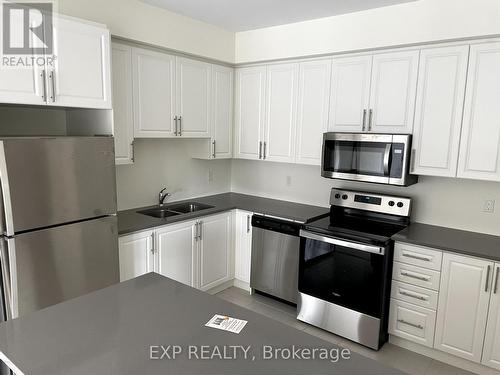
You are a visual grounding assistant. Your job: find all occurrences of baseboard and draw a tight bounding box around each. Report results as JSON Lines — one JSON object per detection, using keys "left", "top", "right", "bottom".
{"left": 389, "top": 336, "right": 497, "bottom": 374}
{"left": 205, "top": 280, "right": 235, "bottom": 295}
{"left": 233, "top": 279, "right": 251, "bottom": 293}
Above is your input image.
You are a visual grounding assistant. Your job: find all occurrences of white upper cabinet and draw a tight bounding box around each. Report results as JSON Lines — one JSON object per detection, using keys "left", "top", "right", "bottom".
{"left": 111, "top": 42, "right": 134, "bottom": 164}
{"left": 329, "top": 50, "right": 418, "bottom": 134}
{"left": 264, "top": 63, "right": 299, "bottom": 163}
{"left": 329, "top": 55, "right": 372, "bottom": 132}
{"left": 176, "top": 57, "right": 211, "bottom": 137}
{"left": 482, "top": 263, "right": 500, "bottom": 370}
{"left": 211, "top": 65, "right": 233, "bottom": 158}
{"left": 198, "top": 212, "right": 232, "bottom": 291}
{"left": 369, "top": 50, "right": 419, "bottom": 133}
{"left": 434, "top": 253, "right": 493, "bottom": 362}
{"left": 132, "top": 48, "right": 176, "bottom": 138}
{"left": 51, "top": 16, "right": 111, "bottom": 109}
{"left": 234, "top": 66, "right": 267, "bottom": 160}
{"left": 118, "top": 230, "right": 154, "bottom": 282}
{"left": 296, "top": 60, "right": 332, "bottom": 165}
{"left": 0, "top": 62, "right": 45, "bottom": 105}
{"left": 411, "top": 45, "right": 469, "bottom": 177}
{"left": 458, "top": 42, "right": 500, "bottom": 182}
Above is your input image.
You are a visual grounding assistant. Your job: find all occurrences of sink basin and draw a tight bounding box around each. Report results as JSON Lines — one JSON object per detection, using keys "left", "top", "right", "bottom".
{"left": 137, "top": 208, "right": 181, "bottom": 219}
{"left": 166, "top": 202, "right": 215, "bottom": 214}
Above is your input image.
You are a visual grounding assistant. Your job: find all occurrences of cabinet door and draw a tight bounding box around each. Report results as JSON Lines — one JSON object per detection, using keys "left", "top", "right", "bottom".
{"left": 211, "top": 65, "right": 233, "bottom": 158}
{"left": 295, "top": 60, "right": 331, "bottom": 165}
{"left": 0, "top": 61, "right": 46, "bottom": 105}
{"left": 411, "top": 46, "right": 469, "bottom": 177}
{"left": 369, "top": 50, "right": 419, "bottom": 134}
{"left": 329, "top": 55, "right": 372, "bottom": 132}
{"left": 111, "top": 42, "right": 134, "bottom": 164}
{"left": 118, "top": 230, "right": 154, "bottom": 282}
{"left": 434, "top": 253, "right": 493, "bottom": 362}
{"left": 264, "top": 63, "right": 299, "bottom": 163}
{"left": 51, "top": 16, "right": 111, "bottom": 109}
{"left": 234, "top": 66, "right": 266, "bottom": 160}
{"left": 198, "top": 212, "right": 232, "bottom": 291}
{"left": 156, "top": 221, "right": 197, "bottom": 287}
{"left": 483, "top": 263, "right": 500, "bottom": 370}
{"left": 132, "top": 47, "right": 176, "bottom": 138}
{"left": 458, "top": 42, "right": 500, "bottom": 181}
{"left": 234, "top": 210, "right": 252, "bottom": 283}
{"left": 176, "top": 57, "right": 211, "bottom": 137}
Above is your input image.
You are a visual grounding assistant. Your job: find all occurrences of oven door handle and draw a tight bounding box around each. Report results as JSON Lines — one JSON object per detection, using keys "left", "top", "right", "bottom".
{"left": 300, "top": 230, "right": 385, "bottom": 255}
{"left": 383, "top": 143, "right": 392, "bottom": 176}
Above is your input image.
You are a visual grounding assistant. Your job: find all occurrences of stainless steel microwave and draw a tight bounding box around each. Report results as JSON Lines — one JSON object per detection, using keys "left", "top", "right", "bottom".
{"left": 321, "top": 133, "right": 418, "bottom": 186}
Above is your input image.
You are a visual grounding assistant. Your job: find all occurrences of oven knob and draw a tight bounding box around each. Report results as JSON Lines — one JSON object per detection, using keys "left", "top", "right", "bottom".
{"left": 388, "top": 201, "right": 395, "bottom": 207}
{"left": 397, "top": 202, "right": 404, "bottom": 208}
{"left": 335, "top": 193, "right": 341, "bottom": 199}
{"left": 342, "top": 194, "right": 348, "bottom": 200}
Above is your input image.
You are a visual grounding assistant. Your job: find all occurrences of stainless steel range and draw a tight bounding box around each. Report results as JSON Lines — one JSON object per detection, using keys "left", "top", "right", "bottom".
{"left": 297, "top": 188, "right": 411, "bottom": 350}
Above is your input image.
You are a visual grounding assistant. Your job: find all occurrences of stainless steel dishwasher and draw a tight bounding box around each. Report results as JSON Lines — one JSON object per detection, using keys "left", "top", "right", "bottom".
{"left": 250, "top": 215, "right": 302, "bottom": 304}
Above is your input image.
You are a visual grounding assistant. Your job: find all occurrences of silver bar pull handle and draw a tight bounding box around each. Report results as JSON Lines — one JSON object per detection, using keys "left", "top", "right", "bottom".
{"left": 399, "top": 289, "right": 428, "bottom": 301}
{"left": 400, "top": 271, "right": 430, "bottom": 282}
{"left": 397, "top": 319, "right": 423, "bottom": 330}
{"left": 246, "top": 215, "right": 251, "bottom": 233}
{"left": 362, "top": 109, "right": 367, "bottom": 131}
{"left": 179, "top": 116, "right": 182, "bottom": 136}
{"left": 212, "top": 140, "right": 216, "bottom": 158}
{"left": 49, "top": 71, "right": 56, "bottom": 102}
{"left": 41, "top": 70, "right": 47, "bottom": 102}
{"left": 486, "top": 265, "right": 491, "bottom": 292}
{"left": 402, "top": 252, "right": 432, "bottom": 262}
{"left": 368, "top": 109, "right": 373, "bottom": 131}
{"left": 131, "top": 141, "right": 135, "bottom": 162}
{"left": 198, "top": 221, "right": 202, "bottom": 241}
{"left": 263, "top": 142, "right": 267, "bottom": 160}
{"left": 259, "top": 141, "right": 262, "bottom": 159}
{"left": 151, "top": 233, "right": 155, "bottom": 254}
{"left": 194, "top": 222, "right": 199, "bottom": 241}
{"left": 174, "top": 116, "right": 178, "bottom": 136}
{"left": 495, "top": 267, "right": 500, "bottom": 294}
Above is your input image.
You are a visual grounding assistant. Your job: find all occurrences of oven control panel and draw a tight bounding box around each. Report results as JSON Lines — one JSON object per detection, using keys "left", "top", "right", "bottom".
{"left": 330, "top": 189, "right": 411, "bottom": 217}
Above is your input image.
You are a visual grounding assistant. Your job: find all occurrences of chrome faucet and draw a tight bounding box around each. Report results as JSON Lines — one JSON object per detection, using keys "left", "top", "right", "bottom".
{"left": 158, "top": 188, "right": 171, "bottom": 206}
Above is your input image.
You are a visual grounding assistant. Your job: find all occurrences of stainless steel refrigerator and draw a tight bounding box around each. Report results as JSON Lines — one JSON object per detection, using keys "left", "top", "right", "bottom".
{"left": 0, "top": 137, "right": 119, "bottom": 321}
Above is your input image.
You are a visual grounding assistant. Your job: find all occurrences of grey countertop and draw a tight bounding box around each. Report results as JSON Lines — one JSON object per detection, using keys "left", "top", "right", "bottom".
{"left": 0, "top": 273, "right": 405, "bottom": 375}
{"left": 118, "top": 193, "right": 330, "bottom": 235}
{"left": 393, "top": 222, "right": 500, "bottom": 261}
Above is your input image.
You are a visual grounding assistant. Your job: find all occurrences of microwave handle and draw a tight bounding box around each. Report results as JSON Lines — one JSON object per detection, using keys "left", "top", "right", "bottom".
{"left": 383, "top": 144, "right": 392, "bottom": 176}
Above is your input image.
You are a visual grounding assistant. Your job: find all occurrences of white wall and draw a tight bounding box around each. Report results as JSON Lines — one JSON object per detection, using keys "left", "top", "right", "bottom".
{"left": 231, "top": 160, "right": 500, "bottom": 236}
{"left": 58, "top": 0, "right": 235, "bottom": 63}
{"left": 116, "top": 139, "right": 231, "bottom": 210}
{"left": 235, "top": 0, "right": 500, "bottom": 63}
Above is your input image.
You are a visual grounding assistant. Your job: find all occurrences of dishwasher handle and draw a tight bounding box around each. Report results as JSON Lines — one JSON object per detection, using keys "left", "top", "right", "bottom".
{"left": 251, "top": 214, "right": 301, "bottom": 237}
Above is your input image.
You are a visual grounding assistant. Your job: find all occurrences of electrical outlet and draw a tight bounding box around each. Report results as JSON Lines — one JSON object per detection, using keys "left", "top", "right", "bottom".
{"left": 484, "top": 200, "right": 496, "bottom": 213}
{"left": 286, "top": 175, "right": 292, "bottom": 187}
{"left": 208, "top": 169, "right": 214, "bottom": 183}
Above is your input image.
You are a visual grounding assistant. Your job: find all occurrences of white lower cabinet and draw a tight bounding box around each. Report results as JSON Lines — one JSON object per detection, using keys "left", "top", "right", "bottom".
{"left": 482, "top": 263, "right": 500, "bottom": 370}
{"left": 389, "top": 299, "right": 436, "bottom": 348}
{"left": 118, "top": 212, "right": 232, "bottom": 291}
{"left": 156, "top": 221, "right": 198, "bottom": 287}
{"left": 234, "top": 210, "right": 253, "bottom": 284}
{"left": 118, "top": 230, "right": 154, "bottom": 282}
{"left": 198, "top": 212, "right": 233, "bottom": 291}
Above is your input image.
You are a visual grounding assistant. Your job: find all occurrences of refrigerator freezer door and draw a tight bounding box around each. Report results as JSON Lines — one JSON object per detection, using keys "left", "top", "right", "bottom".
{"left": 0, "top": 137, "right": 116, "bottom": 236}
{"left": 4, "top": 216, "right": 119, "bottom": 318}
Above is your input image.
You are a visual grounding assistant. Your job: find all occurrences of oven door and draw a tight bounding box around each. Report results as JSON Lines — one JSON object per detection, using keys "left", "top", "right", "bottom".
{"left": 298, "top": 230, "right": 388, "bottom": 318}
{"left": 321, "top": 133, "right": 411, "bottom": 185}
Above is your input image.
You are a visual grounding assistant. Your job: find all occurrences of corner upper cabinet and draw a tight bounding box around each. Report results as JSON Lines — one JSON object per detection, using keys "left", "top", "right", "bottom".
{"left": 295, "top": 60, "right": 332, "bottom": 165}
{"left": 264, "top": 63, "right": 299, "bottom": 163}
{"left": 132, "top": 47, "right": 176, "bottom": 138}
{"left": 211, "top": 65, "right": 233, "bottom": 158}
{"left": 51, "top": 16, "right": 112, "bottom": 109}
{"left": 329, "top": 55, "right": 372, "bottom": 132}
{"left": 458, "top": 42, "right": 500, "bottom": 182}
{"left": 369, "top": 50, "right": 419, "bottom": 134}
{"left": 176, "top": 57, "right": 211, "bottom": 137}
{"left": 411, "top": 45, "right": 469, "bottom": 177}
{"left": 234, "top": 66, "right": 267, "bottom": 160}
{"left": 111, "top": 42, "right": 134, "bottom": 164}
{"left": 329, "top": 50, "right": 419, "bottom": 134}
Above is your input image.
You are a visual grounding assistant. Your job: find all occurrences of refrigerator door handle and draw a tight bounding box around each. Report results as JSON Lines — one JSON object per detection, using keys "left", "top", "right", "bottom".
{"left": 0, "top": 142, "right": 14, "bottom": 236}
{"left": 0, "top": 239, "right": 12, "bottom": 320}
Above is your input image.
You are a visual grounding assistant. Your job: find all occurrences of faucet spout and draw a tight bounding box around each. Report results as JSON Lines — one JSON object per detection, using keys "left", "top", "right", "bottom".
{"left": 158, "top": 188, "right": 171, "bottom": 206}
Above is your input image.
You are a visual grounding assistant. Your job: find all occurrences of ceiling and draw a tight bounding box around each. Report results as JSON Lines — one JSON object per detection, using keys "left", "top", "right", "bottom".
{"left": 142, "top": 0, "right": 417, "bottom": 32}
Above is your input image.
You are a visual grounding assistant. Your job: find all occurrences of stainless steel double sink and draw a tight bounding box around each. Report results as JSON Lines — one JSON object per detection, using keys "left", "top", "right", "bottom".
{"left": 137, "top": 202, "right": 215, "bottom": 219}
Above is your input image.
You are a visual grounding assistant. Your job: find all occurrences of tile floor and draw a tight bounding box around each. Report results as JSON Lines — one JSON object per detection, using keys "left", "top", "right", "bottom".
{"left": 216, "top": 287, "right": 478, "bottom": 375}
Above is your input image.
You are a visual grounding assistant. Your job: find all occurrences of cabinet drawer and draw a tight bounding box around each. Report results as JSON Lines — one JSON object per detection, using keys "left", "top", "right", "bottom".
{"left": 391, "top": 280, "right": 439, "bottom": 310}
{"left": 395, "top": 242, "right": 442, "bottom": 271}
{"left": 389, "top": 299, "right": 437, "bottom": 348}
{"left": 393, "top": 262, "right": 441, "bottom": 291}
